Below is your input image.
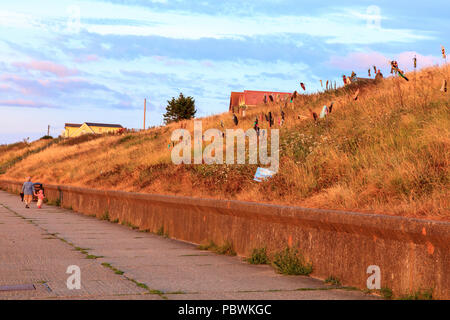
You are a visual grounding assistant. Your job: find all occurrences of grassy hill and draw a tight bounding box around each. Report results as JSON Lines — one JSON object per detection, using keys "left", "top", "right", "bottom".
{"left": 1, "top": 65, "right": 449, "bottom": 221}
{"left": 0, "top": 138, "right": 55, "bottom": 174}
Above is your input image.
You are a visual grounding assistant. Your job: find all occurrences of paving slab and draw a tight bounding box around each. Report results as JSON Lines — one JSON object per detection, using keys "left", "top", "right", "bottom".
{"left": 0, "top": 191, "right": 379, "bottom": 300}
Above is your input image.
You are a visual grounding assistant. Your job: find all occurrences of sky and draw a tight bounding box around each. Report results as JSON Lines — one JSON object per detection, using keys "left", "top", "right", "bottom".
{"left": 0, "top": 0, "right": 448, "bottom": 143}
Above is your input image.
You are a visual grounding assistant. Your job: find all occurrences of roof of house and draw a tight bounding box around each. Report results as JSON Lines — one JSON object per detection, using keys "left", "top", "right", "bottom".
{"left": 65, "top": 123, "right": 82, "bottom": 128}
{"left": 229, "top": 90, "right": 292, "bottom": 110}
{"left": 65, "top": 122, "right": 123, "bottom": 128}
{"left": 243, "top": 90, "right": 292, "bottom": 95}
{"left": 85, "top": 122, "right": 123, "bottom": 128}
{"left": 243, "top": 90, "right": 291, "bottom": 106}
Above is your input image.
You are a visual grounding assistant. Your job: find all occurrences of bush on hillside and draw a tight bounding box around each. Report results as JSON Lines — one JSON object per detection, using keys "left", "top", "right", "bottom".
{"left": 60, "top": 134, "right": 102, "bottom": 146}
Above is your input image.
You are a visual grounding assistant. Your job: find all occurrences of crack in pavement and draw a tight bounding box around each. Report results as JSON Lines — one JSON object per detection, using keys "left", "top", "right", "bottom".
{"left": 0, "top": 203, "right": 160, "bottom": 300}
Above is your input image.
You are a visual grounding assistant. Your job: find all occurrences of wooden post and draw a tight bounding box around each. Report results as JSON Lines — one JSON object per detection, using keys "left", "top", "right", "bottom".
{"left": 143, "top": 98, "right": 146, "bottom": 130}
{"left": 414, "top": 55, "right": 416, "bottom": 107}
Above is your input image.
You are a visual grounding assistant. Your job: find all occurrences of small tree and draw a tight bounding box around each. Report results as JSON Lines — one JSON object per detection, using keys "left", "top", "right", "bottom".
{"left": 163, "top": 93, "right": 197, "bottom": 124}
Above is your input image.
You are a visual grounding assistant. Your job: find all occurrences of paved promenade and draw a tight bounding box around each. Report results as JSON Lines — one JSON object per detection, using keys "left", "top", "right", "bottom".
{"left": 0, "top": 190, "right": 378, "bottom": 300}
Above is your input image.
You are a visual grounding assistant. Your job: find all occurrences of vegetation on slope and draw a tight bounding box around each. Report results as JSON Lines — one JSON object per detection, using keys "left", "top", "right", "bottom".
{"left": 0, "top": 138, "right": 56, "bottom": 174}
{"left": 1, "top": 65, "right": 448, "bottom": 220}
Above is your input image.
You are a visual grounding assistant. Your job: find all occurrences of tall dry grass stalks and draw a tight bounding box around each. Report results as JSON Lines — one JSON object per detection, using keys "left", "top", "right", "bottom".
{"left": 2, "top": 65, "right": 449, "bottom": 220}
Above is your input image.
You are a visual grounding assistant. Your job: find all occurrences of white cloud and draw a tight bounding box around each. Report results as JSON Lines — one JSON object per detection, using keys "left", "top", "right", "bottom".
{"left": 82, "top": 10, "right": 432, "bottom": 44}
{"left": 0, "top": 1, "right": 435, "bottom": 44}
{"left": 328, "top": 51, "right": 441, "bottom": 71}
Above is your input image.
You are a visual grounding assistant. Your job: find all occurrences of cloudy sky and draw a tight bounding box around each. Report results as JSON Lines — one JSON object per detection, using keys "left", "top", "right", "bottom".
{"left": 0, "top": 0, "right": 448, "bottom": 143}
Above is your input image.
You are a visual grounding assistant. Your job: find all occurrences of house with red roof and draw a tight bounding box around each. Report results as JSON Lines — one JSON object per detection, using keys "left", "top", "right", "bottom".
{"left": 229, "top": 90, "right": 292, "bottom": 112}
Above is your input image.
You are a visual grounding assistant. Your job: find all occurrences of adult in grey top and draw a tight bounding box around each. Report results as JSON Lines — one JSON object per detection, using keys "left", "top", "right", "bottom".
{"left": 22, "top": 177, "right": 34, "bottom": 208}
{"left": 22, "top": 179, "right": 34, "bottom": 195}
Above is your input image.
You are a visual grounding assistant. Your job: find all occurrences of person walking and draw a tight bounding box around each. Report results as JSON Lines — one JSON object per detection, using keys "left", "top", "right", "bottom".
{"left": 21, "top": 177, "right": 34, "bottom": 209}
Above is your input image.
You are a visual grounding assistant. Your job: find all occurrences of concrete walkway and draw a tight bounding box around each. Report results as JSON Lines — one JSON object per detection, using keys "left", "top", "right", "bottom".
{"left": 0, "top": 191, "right": 378, "bottom": 300}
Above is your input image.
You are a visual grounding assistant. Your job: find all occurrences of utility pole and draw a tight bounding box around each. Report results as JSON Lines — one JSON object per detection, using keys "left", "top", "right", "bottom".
{"left": 143, "top": 98, "right": 146, "bottom": 130}
{"left": 413, "top": 55, "right": 417, "bottom": 107}
{"left": 47, "top": 125, "right": 50, "bottom": 136}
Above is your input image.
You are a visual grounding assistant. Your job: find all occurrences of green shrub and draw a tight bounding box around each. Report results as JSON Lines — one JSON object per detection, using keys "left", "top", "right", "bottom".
{"left": 198, "top": 240, "right": 236, "bottom": 256}
{"left": 380, "top": 287, "right": 393, "bottom": 300}
{"left": 324, "top": 276, "right": 341, "bottom": 286}
{"left": 101, "top": 210, "right": 110, "bottom": 221}
{"left": 272, "top": 247, "right": 313, "bottom": 275}
{"left": 399, "top": 289, "right": 433, "bottom": 300}
{"left": 246, "top": 247, "right": 269, "bottom": 264}
{"left": 60, "top": 134, "right": 101, "bottom": 146}
{"left": 215, "top": 241, "right": 236, "bottom": 256}
{"left": 126, "top": 222, "right": 139, "bottom": 230}
{"left": 198, "top": 240, "right": 217, "bottom": 251}
{"left": 156, "top": 226, "right": 165, "bottom": 236}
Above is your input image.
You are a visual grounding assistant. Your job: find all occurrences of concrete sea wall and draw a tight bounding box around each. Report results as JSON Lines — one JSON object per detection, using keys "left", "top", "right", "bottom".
{"left": 1, "top": 179, "right": 448, "bottom": 298}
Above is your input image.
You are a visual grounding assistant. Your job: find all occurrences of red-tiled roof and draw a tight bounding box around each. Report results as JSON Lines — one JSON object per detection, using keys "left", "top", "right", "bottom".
{"left": 243, "top": 90, "right": 291, "bottom": 106}
{"left": 229, "top": 90, "right": 292, "bottom": 111}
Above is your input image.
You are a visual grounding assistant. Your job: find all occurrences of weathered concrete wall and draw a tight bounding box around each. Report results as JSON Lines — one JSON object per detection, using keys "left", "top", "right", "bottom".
{"left": 2, "top": 179, "right": 448, "bottom": 299}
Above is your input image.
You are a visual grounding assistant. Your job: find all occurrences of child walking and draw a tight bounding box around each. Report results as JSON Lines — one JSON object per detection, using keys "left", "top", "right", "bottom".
{"left": 36, "top": 189, "right": 45, "bottom": 209}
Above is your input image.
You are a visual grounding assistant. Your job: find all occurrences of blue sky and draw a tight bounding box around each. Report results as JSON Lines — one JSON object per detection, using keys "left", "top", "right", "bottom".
{"left": 0, "top": 0, "right": 448, "bottom": 143}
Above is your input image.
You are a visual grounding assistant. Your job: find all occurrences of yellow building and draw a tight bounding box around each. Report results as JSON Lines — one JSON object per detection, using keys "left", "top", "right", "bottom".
{"left": 63, "top": 122, "right": 123, "bottom": 138}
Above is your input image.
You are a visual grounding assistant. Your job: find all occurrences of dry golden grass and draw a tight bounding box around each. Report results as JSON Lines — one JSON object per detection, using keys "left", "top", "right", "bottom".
{"left": 0, "top": 139, "right": 53, "bottom": 174}
{"left": 0, "top": 139, "right": 48, "bottom": 164}
{"left": 2, "top": 65, "right": 449, "bottom": 220}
